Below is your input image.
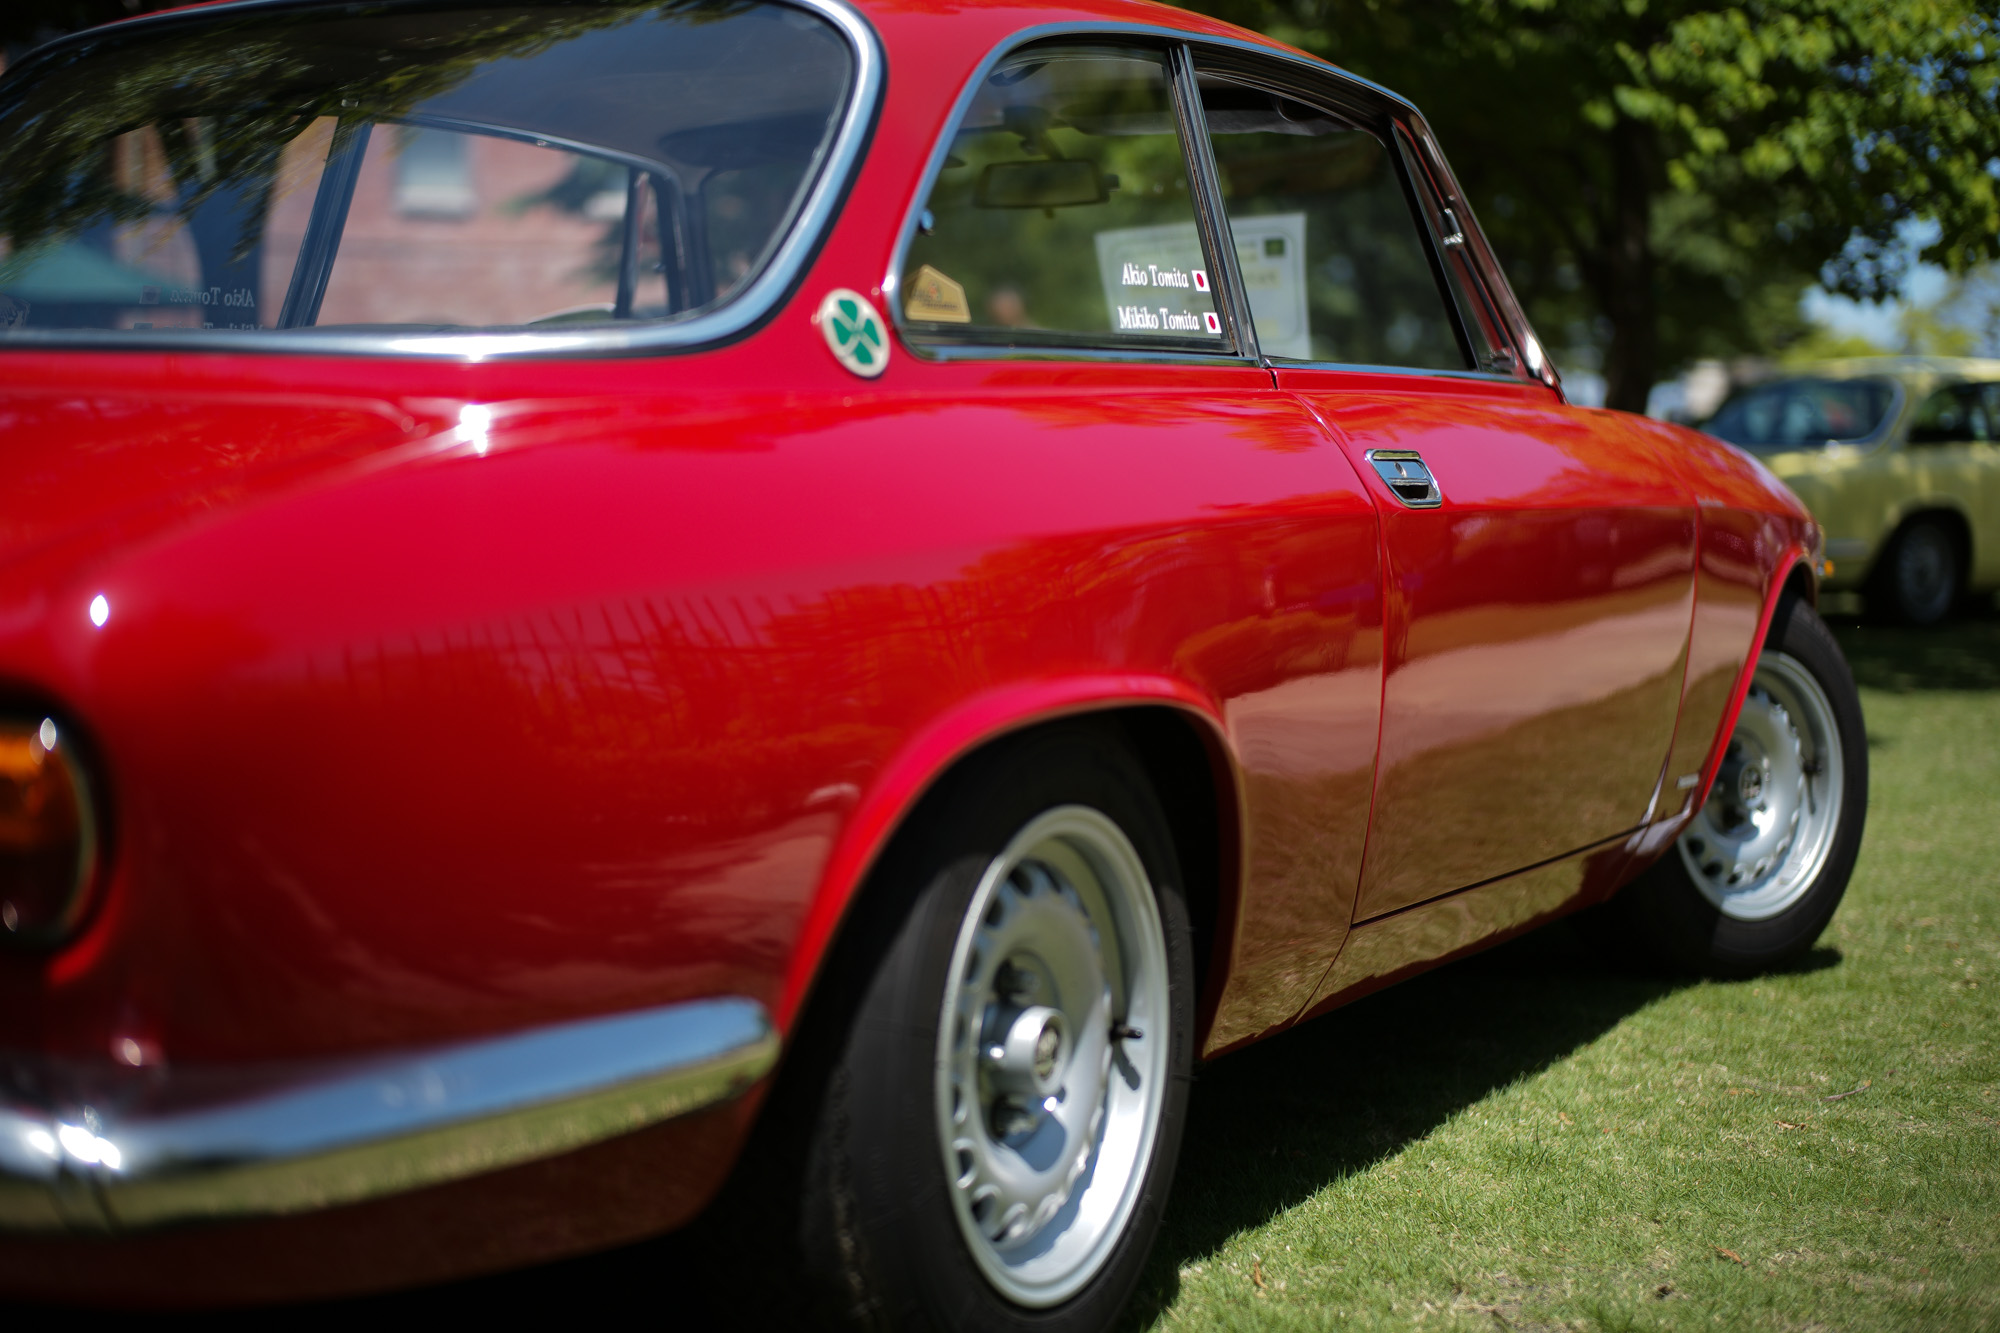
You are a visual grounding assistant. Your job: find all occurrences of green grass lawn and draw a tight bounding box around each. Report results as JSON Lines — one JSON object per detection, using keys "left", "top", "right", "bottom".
{"left": 1131, "top": 605, "right": 2000, "bottom": 1332}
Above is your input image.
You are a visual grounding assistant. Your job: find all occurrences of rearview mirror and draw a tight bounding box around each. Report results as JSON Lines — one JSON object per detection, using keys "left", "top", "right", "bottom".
{"left": 974, "top": 159, "right": 1109, "bottom": 209}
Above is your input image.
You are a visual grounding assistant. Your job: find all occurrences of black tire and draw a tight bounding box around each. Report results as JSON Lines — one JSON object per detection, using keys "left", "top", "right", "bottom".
{"left": 1587, "top": 596, "right": 1867, "bottom": 976}
{"left": 713, "top": 724, "right": 1196, "bottom": 1332}
{"left": 1871, "top": 516, "right": 1961, "bottom": 626}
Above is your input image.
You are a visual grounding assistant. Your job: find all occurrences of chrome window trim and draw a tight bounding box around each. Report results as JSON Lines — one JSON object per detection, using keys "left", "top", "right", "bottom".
{"left": 1270, "top": 360, "right": 1529, "bottom": 384}
{"left": 1171, "top": 43, "right": 1261, "bottom": 361}
{"left": 0, "top": 0, "right": 883, "bottom": 363}
{"left": 0, "top": 996, "right": 777, "bottom": 1232}
{"left": 908, "top": 343, "right": 1265, "bottom": 369}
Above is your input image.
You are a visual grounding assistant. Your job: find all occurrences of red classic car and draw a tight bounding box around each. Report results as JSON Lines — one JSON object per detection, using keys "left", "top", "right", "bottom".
{"left": 0, "top": 0, "right": 1867, "bottom": 1323}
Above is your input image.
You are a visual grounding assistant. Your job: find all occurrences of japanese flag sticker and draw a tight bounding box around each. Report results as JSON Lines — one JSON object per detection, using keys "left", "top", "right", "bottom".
{"left": 1192, "top": 269, "right": 1209, "bottom": 292}
{"left": 1203, "top": 311, "right": 1221, "bottom": 335}
{"left": 816, "top": 288, "right": 889, "bottom": 378}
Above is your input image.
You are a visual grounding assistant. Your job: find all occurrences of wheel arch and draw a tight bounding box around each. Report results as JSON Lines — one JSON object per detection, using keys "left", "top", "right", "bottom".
{"left": 1686, "top": 547, "right": 1822, "bottom": 815}
{"left": 775, "top": 680, "right": 1246, "bottom": 1046}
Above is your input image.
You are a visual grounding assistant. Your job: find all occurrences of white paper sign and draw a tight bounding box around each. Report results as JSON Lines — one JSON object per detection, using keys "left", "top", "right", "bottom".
{"left": 1228, "top": 213, "right": 1309, "bottom": 360}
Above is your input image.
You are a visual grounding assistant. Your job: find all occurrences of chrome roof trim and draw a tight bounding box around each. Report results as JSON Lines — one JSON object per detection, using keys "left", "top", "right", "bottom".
{"left": 0, "top": 996, "right": 777, "bottom": 1232}
{"left": 0, "top": 0, "right": 883, "bottom": 363}
{"left": 1269, "top": 360, "right": 1531, "bottom": 384}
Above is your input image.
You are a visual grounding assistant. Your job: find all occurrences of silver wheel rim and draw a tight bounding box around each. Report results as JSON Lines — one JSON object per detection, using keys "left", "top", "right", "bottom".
{"left": 1896, "top": 525, "right": 1954, "bottom": 621}
{"left": 1677, "top": 650, "right": 1845, "bottom": 921}
{"left": 934, "top": 805, "right": 1170, "bottom": 1308}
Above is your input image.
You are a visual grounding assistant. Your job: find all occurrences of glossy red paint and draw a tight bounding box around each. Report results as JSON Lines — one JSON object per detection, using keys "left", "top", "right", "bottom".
{"left": 1299, "top": 831, "right": 1638, "bottom": 1022}
{"left": 0, "top": 0, "right": 1819, "bottom": 1302}
{"left": 1282, "top": 373, "right": 1697, "bottom": 921}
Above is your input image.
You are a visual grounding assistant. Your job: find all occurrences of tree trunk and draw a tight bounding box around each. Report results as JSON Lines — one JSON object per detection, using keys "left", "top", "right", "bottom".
{"left": 1598, "top": 117, "right": 1657, "bottom": 414}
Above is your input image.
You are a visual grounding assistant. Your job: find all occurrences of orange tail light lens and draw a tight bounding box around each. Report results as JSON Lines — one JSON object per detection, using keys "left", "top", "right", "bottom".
{"left": 0, "top": 717, "right": 100, "bottom": 948}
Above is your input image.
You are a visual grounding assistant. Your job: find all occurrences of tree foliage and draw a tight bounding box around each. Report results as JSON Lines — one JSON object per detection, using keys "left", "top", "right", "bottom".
{"left": 1182, "top": 0, "right": 2000, "bottom": 408}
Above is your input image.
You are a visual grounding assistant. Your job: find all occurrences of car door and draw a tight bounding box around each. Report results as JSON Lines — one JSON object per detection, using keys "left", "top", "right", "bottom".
{"left": 891, "top": 39, "right": 1385, "bottom": 1048}
{"left": 1190, "top": 61, "right": 1698, "bottom": 921}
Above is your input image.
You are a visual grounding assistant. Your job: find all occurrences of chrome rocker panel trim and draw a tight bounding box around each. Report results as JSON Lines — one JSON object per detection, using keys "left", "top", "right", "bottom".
{"left": 0, "top": 997, "right": 777, "bottom": 1233}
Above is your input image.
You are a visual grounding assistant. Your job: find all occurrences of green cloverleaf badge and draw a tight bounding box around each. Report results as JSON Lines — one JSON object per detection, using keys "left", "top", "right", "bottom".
{"left": 817, "top": 288, "right": 889, "bottom": 378}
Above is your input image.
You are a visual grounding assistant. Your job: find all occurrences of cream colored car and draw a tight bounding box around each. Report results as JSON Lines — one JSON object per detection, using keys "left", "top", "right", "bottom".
{"left": 1704, "top": 357, "right": 2000, "bottom": 624}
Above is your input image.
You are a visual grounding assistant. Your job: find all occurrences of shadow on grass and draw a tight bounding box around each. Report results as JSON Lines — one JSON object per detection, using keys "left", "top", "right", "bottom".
{"left": 182, "top": 928, "right": 1834, "bottom": 1325}
{"left": 1824, "top": 597, "right": 2000, "bottom": 694}
{"left": 1121, "top": 918, "right": 1692, "bottom": 1327}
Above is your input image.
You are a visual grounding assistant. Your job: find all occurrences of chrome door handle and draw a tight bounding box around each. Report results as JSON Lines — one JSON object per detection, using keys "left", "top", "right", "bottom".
{"left": 1365, "top": 449, "right": 1444, "bottom": 508}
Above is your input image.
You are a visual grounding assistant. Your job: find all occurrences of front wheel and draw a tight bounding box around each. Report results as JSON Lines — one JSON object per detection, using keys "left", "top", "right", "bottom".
{"left": 796, "top": 727, "right": 1195, "bottom": 1330}
{"left": 1592, "top": 596, "right": 1867, "bottom": 975}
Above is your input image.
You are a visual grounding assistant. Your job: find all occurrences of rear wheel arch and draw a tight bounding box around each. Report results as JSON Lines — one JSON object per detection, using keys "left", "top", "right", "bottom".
{"left": 781, "top": 697, "right": 1243, "bottom": 1045}
{"left": 703, "top": 704, "right": 1236, "bottom": 1323}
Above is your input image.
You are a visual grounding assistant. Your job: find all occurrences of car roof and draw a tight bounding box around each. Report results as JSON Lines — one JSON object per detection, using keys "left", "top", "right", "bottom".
{"left": 1789, "top": 356, "right": 2000, "bottom": 385}
{"left": 22, "top": 0, "right": 1381, "bottom": 109}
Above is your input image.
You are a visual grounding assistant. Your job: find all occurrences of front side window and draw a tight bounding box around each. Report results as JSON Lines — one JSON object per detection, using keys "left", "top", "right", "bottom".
{"left": 0, "top": 0, "right": 853, "bottom": 338}
{"left": 900, "top": 47, "right": 1225, "bottom": 351}
{"left": 1909, "top": 383, "right": 1998, "bottom": 445}
{"left": 1198, "top": 76, "right": 1465, "bottom": 370}
{"left": 1704, "top": 378, "right": 1897, "bottom": 450}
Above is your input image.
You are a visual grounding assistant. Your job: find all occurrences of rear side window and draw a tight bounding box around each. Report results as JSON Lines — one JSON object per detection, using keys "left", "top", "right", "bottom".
{"left": 0, "top": 0, "right": 853, "bottom": 337}
{"left": 900, "top": 46, "right": 1227, "bottom": 351}
{"left": 1197, "top": 76, "right": 1465, "bottom": 370}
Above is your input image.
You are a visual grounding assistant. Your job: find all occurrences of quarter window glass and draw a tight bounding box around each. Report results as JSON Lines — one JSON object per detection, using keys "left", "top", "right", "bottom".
{"left": 1199, "top": 77, "right": 1464, "bottom": 369}
{"left": 1704, "top": 377, "right": 1896, "bottom": 449}
{"left": 901, "top": 48, "right": 1225, "bottom": 349}
{"left": 0, "top": 1, "right": 852, "bottom": 337}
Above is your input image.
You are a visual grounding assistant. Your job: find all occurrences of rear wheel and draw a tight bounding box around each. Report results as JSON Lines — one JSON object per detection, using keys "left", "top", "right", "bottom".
{"left": 792, "top": 727, "right": 1195, "bottom": 1330}
{"left": 1589, "top": 596, "right": 1867, "bottom": 975}
{"left": 1872, "top": 516, "right": 1961, "bottom": 626}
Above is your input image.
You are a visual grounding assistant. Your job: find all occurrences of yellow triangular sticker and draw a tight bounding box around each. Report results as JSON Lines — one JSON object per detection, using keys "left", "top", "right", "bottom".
{"left": 905, "top": 264, "right": 971, "bottom": 323}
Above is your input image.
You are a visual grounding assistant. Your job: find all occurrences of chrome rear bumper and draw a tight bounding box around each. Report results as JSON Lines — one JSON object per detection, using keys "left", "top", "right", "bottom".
{"left": 0, "top": 997, "right": 777, "bottom": 1233}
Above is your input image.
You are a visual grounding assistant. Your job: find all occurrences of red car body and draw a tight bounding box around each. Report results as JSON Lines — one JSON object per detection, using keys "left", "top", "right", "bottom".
{"left": 0, "top": 0, "right": 1815, "bottom": 1305}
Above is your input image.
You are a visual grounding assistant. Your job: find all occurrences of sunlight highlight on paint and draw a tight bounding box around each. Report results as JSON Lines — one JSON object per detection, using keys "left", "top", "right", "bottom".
{"left": 56, "top": 1122, "right": 122, "bottom": 1170}
{"left": 460, "top": 404, "right": 493, "bottom": 456}
{"left": 89, "top": 594, "right": 109, "bottom": 627}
